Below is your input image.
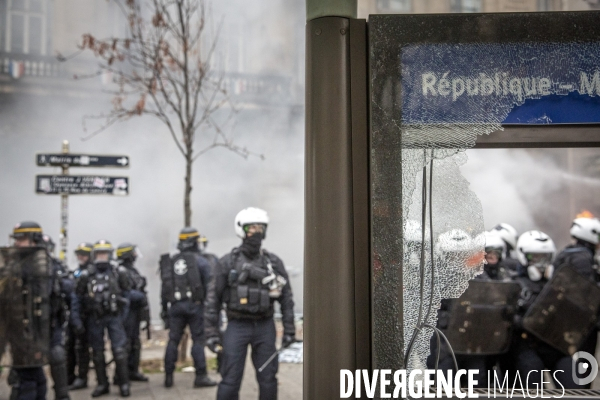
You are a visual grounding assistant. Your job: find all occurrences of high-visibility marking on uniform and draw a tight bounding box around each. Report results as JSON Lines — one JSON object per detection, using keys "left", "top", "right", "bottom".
{"left": 116, "top": 246, "right": 134, "bottom": 256}
{"left": 179, "top": 232, "right": 199, "bottom": 240}
{"left": 14, "top": 228, "right": 42, "bottom": 233}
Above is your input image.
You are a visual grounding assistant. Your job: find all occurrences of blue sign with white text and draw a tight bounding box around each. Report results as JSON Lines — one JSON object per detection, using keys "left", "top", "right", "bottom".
{"left": 401, "top": 43, "right": 600, "bottom": 125}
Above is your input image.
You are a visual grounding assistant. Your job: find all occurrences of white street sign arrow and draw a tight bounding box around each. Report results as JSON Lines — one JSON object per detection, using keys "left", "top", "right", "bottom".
{"left": 37, "top": 154, "right": 130, "bottom": 168}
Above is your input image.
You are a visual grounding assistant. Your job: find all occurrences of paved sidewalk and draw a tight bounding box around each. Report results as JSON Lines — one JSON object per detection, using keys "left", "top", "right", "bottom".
{"left": 0, "top": 360, "right": 302, "bottom": 400}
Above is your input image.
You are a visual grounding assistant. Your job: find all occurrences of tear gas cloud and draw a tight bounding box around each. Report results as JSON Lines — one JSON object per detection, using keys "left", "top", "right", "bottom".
{"left": 462, "top": 148, "right": 600, "bottom": 250}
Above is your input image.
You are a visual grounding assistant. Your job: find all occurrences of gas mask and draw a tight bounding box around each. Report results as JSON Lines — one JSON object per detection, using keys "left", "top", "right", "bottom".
{"left": 261, "top": 259, "right": 287, "bottom": 298}
{"left": 525, "top": 253, "right": 554, "bottom": 281}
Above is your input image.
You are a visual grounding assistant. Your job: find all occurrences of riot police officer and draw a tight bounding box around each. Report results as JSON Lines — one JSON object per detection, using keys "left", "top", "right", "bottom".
{"left": 116, "top": 243, "right": 149, "bottom": 382}
{"left": 205, "top": 207, "right": 296, "bottom": 400}
{"left": 8, "top": 222, "right": 83, "bottom": 400}
{"left": 160, "top": 227, "right": 215, "bottom": 388}
{"left": 509, "top": 230, "right": 576, "bottom": 388}
{"left": 67, "top": 242, "right": 94, "bottom": 390}
{"left": 480, "top": 231, "right": 512, "bottom": 281}
{"left": 554, "top": 217, "right": 600, "bottom": 281}
{"left": 77, "top": 240, "right": 131, "bottom": 397}
{"left": 553, "top": 217, "right": 600, "bottom": 386}
{"left": 427, "top": 229, "right": 488, "bottom": 386}
{"left": 41, "top": 231, "right": 81, "bottom": 400}
{"left": 6, "top": 222, "right": 49, "bottom": 400}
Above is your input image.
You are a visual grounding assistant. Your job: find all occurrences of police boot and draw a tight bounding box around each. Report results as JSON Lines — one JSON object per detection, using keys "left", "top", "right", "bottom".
{"left": 164, "top": 373, "right": 174, "bottom": 388}
{"left": 91, "top": 352, "right": 110, "bottom": 397}
{"left": 50, "top": 346, "right": 71, "bottom": 400}
{"left": 68, "top": 377, "right": 87, "bottom": 390}
{"left": 128, "top": 346, "right": 148, "bottom": 382}
{"left": 193, "top": 369, "right": 217, "bottom": 388}
{"left": 114, "top": 348, "right": 131, "bottom": 397}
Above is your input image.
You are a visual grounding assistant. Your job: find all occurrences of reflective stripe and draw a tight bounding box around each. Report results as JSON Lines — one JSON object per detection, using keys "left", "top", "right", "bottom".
{"left": 13, "top": 227, "right": 42, "bottom": 233}
{"left": 94, "top": 244, "right": 113, "bottom": 250}
{"left": 179, "top": 232, "right": 199, "bottom": 240}
{"left": 116, "top": 246, "right": 134, "bottom": 256}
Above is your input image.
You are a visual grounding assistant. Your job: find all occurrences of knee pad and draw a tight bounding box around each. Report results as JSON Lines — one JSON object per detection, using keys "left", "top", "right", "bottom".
{"left": 113, "top": 347, "right": 127, "bottom": 361}
{"left": 50, "top": 345, "right": 67, "bottom": 365}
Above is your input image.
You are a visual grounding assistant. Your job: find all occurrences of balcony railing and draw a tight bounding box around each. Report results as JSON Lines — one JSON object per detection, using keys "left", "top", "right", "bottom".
{"left": 0, "top": 52, "right": 298, "bottom": 105}
{"left": 0, "top": 52, "right": 63, "bottom": 78}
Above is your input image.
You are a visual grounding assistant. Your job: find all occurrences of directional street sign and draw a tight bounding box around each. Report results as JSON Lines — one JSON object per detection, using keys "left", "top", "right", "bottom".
{"left": 36, "top": 175, "right": 129, "bottom": 195}
{"left": 36, "top": 154, "right": 130, "bottom": 168}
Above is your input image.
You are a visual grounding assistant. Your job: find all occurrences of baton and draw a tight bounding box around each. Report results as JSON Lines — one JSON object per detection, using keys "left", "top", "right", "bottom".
{"left": 257, "top": 340, "right": 303, "bottom": 373}
{"left": 258, "top": 349, "right": 282, "bottom": 373}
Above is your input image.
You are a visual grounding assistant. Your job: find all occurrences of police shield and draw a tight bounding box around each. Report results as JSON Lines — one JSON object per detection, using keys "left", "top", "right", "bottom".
{"left": 442, "top": 280, "right": 521, "bottom": 355}
{"left": 523, "top": 265, "right": 600, "bottom": 355}
{"left": 0, "top": 246, "right": 51, "bottom": 367}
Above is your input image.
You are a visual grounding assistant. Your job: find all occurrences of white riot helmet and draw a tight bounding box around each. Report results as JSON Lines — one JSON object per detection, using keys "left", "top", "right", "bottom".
{"left": 234, "top": 207, "right": 269, "bottom": 239}
{"left": 436, "top": 229, "right": 474, "bottom": 254}
{"left": 491, "top": 223, "right": 518, "bottom": 251}
{"left": 435, "top": 229, "right": 484, "bottom": 277}
{"left": 517, "top": 230, "right": 556, "bottom": 281}
{"left": 570, "top": 217, "right": 600, "bottom": 245}
{"left": 484, "top": 231, "right": 507, "bottom": 260}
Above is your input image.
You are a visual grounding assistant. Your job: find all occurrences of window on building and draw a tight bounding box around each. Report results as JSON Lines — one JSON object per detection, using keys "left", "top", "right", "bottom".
{"left": 376, "top": 0, "right": 411, "bottom": 13}
{"left": 451, "top": 0, "right": 482, "bottom": 13}
{"left": 5, "top": 0, "right": 47, "bottom": 55}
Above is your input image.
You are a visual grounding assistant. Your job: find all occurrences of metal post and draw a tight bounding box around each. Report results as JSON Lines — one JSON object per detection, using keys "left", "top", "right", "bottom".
{"left": 305, "top": 0, "right": 369, "bottom": 398}
{"left": 60, "top": 140, "right": 69, "bottom": 262}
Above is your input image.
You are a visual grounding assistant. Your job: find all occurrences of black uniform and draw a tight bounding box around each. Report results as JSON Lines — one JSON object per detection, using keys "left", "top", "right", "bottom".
{"left": 49, "top": 258, "right": 82, "bottom": 400}
{"left": 428, "top": 260, "right": 512, "bottom": 387}
{"left": 9, "top": 252, "right": 82, "bottom": 400}
{"left": 554, "top": 243, "right": 597, "bottom": 282}
{"left": 509, "top": 271, "right": 577, "bottom": 389}
{"left": 160, "top": 250, "right": 212, "bottom": 382}
{"left": 120, "top": 259, "right": 148, "bottom": 379}
{"left": 553, "top": 241, "right": 599, "bottom": 386}
{"left": 205, "top": 247, "right": 295, "bottom": 400}
{"left": 76, "top": 261, "right": 131, "bottom": 397}
{"left": 66, "top": 261, "right": 94, "bottom": 389}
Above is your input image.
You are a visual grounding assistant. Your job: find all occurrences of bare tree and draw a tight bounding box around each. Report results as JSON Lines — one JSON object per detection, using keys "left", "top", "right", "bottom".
{"left": 78, "top": 0, "right": 260, "bottom": 226}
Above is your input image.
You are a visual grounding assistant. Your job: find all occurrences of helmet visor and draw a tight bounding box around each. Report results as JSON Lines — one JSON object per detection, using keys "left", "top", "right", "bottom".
{"left": 526, "top": 252, "right": 553, "bottom": 265}
{"left": 244, "top": 224, "right": 266, "bottom": 235}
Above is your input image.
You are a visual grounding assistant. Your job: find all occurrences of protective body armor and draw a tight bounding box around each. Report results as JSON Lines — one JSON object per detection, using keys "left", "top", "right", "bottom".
{"left": 86, "top": 265, "right": 122, "bottom": 317}
{"left": 123, "top": 263, "right": 146, "bottom": 292}
{"left": 0, "top": 246, "right": 51, "bottom": 367}
{"left": 440, "top": 280, "right": 521, "bottom": 355}
{"left": 50, "top": 258, "right": 70, "bottom": 327}
{"left": 73, "top": 263, "right": 95, "bottom": 315}
{"left": 160, "top": 252, "right": 204, "bottom": 303}
{"left": 225, "top": 250, "right": 277, "bottom": 316}
{"left": 554, "top": 244, "right": 597, "bottom": 283}
{"left": 523, "top": 265, "right": 600, "bottom": 355}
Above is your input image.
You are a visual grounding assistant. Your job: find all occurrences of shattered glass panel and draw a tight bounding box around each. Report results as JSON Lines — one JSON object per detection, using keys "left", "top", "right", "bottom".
{"left": 401, "top": 149, "right": 485, "bottom": 372}
{"left": 369, "top": 13, "right": 600, "bottom": 379}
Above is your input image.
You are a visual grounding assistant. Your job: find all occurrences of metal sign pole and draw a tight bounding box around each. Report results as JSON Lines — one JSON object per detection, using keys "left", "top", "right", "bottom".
{"left": 60, "top": 140, "right": 69, "bottom": 262}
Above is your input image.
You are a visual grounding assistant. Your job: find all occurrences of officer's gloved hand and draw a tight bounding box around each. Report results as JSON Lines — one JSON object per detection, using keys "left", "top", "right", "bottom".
{"left": 161, "top": 310, "right": 169, "bottom": 329}
{"left": 282, "top": 335, "right": 295, "bottom": 349}
{"left": 206, "top": 337, "right": 222, "bottom": 354}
